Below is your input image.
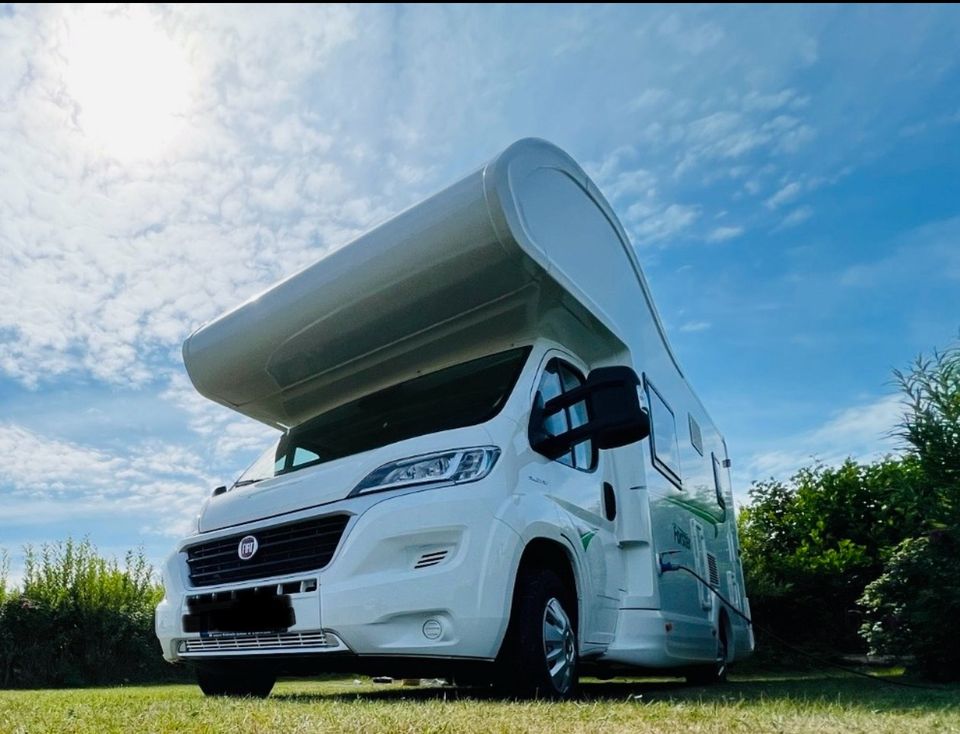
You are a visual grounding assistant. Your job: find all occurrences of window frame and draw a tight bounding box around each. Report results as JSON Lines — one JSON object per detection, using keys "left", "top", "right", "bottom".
{"left": 644, "top": 376, "right": 682, "bottom": 488}
{"left": 711, "top": 451, "right": 729, "bottom": 520}
{"left": 688, "top": 413, "right": 704, "bottom": 456}
{"left": 529, "top": 355, "right": 598, "bottom": 473}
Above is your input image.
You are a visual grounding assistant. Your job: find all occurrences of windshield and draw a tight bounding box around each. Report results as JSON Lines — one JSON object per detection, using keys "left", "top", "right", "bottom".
{"left": 233, "top": 346, "right": 530, "bottom": 486}
{"left": 233, "top": 439, "right": 282, "bottom": 487}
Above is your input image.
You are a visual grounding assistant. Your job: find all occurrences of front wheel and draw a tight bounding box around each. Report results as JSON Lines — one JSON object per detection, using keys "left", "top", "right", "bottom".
{"left": 498, "top": 568, "right": 579, "bottom": 699}
{"left": 196, "top": 662, "right": 276, "bottom": 698}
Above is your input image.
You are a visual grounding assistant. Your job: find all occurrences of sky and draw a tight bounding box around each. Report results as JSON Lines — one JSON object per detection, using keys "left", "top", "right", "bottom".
{"left": 1, "top": 4, "right": 958, "bottom": 582}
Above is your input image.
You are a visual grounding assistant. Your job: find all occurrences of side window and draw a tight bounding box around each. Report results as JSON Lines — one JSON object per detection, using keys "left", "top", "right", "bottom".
{"left": 274, "top": 443, "right": 322, "bottom": 474}
{"left": 537, "top": 364, "right": 567, "bottom": 445}
{"left": 712, "top": 452, "right": 728, "bottom": 514}
{"left": 560, "top": 364, "right": 594, "bottom": 470}
{"left": 688, "top": 413, "right": 703, "bottom": 456}
{"left": 292, "top": 446, "right": 321, "bottom": 467}
{"left": 531, "top": 358, "right": 596, "bottom": 471}
{"left": 645, "top": 378, "right": 681, "bottom": 487}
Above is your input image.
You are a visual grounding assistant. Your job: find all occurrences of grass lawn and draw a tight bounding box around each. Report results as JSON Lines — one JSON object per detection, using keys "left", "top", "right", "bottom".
{"left": 1, "top": 671, "right": 958, "bottom": 733}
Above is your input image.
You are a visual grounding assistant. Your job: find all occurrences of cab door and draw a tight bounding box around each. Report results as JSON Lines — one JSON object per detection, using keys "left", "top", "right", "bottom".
{"left": 530, "top": 354, "right": 618, "bottom": 646}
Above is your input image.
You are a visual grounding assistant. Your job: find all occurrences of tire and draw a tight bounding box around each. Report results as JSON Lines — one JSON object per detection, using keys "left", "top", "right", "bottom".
{"left": 498, "top": 567, "right": 579, "bottom": 699}
{"left": 685, "top": 625, "right": 729, "bottom": 686}
{"left": 196, "top": 662, "right": 276, "bottom": 698}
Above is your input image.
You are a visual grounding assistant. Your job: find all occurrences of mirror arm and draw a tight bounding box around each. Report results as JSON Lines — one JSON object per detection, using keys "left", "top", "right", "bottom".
{"left": 541, "top": 386, "right": 590, "bottom": 418}
{"left": 531, "top": 423, "right": 595, "bottom": 459}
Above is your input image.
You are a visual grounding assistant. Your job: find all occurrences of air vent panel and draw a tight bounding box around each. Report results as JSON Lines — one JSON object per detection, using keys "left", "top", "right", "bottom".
{"left": 707, "top": 552, "right": 720, "bottom": 588}
{"left": 414, "top": 549, "right": 450, "bottom": 569}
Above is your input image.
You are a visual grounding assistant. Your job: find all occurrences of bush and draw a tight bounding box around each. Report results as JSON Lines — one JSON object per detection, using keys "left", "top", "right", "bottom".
{"left": 859, "top": 531, "right": 960, "bottom": 680}
{"left": 738, "top": 457, "right": 925, "bottom": 651}
{"left": 0, "top": 538, "right": 184, "bottom": 688}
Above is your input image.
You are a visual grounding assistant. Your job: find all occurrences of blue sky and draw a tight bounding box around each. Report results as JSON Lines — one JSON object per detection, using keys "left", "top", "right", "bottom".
{"left": 1, "top": 4, "right": 958, "bottom": 581}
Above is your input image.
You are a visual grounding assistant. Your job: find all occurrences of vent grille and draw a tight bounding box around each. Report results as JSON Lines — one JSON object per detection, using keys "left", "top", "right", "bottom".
{"left": 186, "top": 514, "right": 349, "bottom": 587}
{"left": 707, "top": 553, "right": 720, "bottom": 587}
{"left": 414, "top": 549, "right": 450, "bottom": 569}
{"left": 178, "top": 631, "right": 341, "bottom": 653}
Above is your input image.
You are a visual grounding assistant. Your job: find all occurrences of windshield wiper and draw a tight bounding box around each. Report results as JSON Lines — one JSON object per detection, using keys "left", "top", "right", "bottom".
{"left": 232, "top": 478, "right": 265, "bottom": 488}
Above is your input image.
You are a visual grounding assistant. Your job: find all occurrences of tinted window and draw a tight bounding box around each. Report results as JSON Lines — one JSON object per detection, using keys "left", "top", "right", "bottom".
{"left": 688, "top": 413, "right": 703, "bottom": 456}
{"left": 275, "top": 347, "right": 531, "bottom": 475}
{"left": 538, "top": 365, "right": 567, "bottom": 442}
{"left": 531, "top": 358, "right": 596, "bottom": 471}
{"left": 562, "top": 365, "right": 593, "bottom": 470}
{"left": 712, "top": 452, "right": 728, "bottom": 515}
{"left": 646, "top": 378, "right": 681, "bottom": 486}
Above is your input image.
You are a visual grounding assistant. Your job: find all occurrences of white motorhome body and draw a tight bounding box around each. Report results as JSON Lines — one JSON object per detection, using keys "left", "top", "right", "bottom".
{"left": 156, "top": 138, "right": 753, "bottom": 697}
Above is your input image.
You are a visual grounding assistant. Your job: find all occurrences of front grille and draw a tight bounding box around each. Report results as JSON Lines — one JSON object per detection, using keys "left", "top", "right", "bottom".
{"left": 178, "top": 631, "right": 342, "bottom": 654}
{"left": 186, "top": 514, "right": 350, "bottom": 587}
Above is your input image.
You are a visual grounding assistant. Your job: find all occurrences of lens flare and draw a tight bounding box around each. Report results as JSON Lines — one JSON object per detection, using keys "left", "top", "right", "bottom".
{"left": 61, "top": 7, "right": 195, "bottom": 161}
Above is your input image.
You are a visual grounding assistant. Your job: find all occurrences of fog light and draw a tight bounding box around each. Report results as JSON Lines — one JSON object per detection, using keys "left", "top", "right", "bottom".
{"left": 422, "top": 619, "right": 442, "bottom": 640}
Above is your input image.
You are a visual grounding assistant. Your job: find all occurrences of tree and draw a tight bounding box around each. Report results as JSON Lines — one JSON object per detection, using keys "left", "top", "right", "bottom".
{"left": 892, "top": 345, "right": 960, "bottom": 526}
{"left": 859, "top": 344, "right": 960, "bottom": 679}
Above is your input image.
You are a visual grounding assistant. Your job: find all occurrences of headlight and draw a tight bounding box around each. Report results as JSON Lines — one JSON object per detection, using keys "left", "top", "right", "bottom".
{"left": 351, "top": 447, "right": 500, "bottom": 495}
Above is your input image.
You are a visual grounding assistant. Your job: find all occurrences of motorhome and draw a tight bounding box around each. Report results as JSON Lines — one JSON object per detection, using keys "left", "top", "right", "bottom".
{"left": 155, "top": 138, "right": 753, "bottom": 698}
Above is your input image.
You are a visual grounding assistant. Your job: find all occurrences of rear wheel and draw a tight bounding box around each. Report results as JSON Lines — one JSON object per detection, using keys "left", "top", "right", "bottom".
{"left": 685, "top": 625, "right": 728, "bottom": 686}
{"left": 196, "top": 662, "right": 276, "bottom": 698}
{"left": 498, "top": 567, "right": 579, "bottom": 699}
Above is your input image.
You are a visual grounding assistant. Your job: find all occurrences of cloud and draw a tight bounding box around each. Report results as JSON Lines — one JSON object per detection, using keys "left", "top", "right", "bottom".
{"left": 839, "top": 216, "right": 960, "bottom": 288}
{"left": 626, "top": 202, "right": 701, "bottom": 245}
{"left": 656, "top": 14, "right": 726, "bottom": 56}
{"left": 706, "top": 225, "right": 744, "bottom": 243}
{"left": 0, "top": 423, "right": 214, "bottom": 536}
{"left": 2, "top": 4, "right": 959, "bottom": 565}
{"left": 588, "top": 148, "right": 659, "bottom": 204}
{"left": 630, "top": 88, "right": 670, "bottom": 110}
{"left": 670, "top": 110, "right": 817, "bottom": 180}
{"left": 899, "top": 108, "right": 960, "bottom": 137}
{"left": 589, "top": 145, "right": 702, "bottom": 247}
{"left": 679, "top": 321, "right": 712, "bottom": 333}
{"left": 162, "top": 372, "right": 278, "bottom": 461}
{"left": 741, "top": 394, "right": 905, "bottom": 485}
{"left": 778, "top": 205, "right": 813, "bottom": 229}
{"left": 741, "top": 88, "right": 805, "bottom": 112}
{"left": 765, "top": 181, "right": 803, "bottom": 209}
{"left": 0, "top": 5, "right": 395, "bottom": 390}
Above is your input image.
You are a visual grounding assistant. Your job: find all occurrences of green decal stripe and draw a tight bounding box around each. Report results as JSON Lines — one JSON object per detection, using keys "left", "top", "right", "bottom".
{"left": 665, "top": 497, "right": 723, "bottom": 526}
{"left": 579, "top": 530, "right": 597, "bottom": 550}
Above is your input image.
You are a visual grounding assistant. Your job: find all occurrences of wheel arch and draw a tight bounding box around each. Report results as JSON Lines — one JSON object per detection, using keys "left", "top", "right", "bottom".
{"left": 502, "top": 536, "right": 581, "bottom": 642}
{"left": 717, "top": 606, "right": 732, "bottom": 658}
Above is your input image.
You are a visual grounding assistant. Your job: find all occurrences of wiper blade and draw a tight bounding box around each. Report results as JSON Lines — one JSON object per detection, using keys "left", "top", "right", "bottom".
{"left": 232, "top": 479, "right": 264, "bottom": 488}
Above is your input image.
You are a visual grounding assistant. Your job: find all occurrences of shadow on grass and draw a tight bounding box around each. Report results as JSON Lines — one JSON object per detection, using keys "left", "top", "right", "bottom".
{"left": 272, "top": 672, "right": 960, "bottom": 713}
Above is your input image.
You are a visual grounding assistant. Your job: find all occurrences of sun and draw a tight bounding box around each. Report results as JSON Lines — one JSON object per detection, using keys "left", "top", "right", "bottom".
{"left": 61, "top": 7, "right": 195, "bottom": 161}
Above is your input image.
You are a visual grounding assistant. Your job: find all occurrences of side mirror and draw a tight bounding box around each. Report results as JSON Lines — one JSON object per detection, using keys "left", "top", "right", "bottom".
{"left": 530, "top": 366, "right": 650, "bottom": 460}
{"left": 212, "top": 485, "right": 227, "bottom": 497}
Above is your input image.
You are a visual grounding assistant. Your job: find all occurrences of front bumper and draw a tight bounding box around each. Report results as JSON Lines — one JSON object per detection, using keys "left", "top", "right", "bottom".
{"left": 156, "top": 485, "right": 522, "bottom": 664}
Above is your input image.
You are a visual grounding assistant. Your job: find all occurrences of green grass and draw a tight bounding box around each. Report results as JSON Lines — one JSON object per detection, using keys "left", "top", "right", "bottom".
{"left": 1, "top": 672, "right": 958, "bottom": 733}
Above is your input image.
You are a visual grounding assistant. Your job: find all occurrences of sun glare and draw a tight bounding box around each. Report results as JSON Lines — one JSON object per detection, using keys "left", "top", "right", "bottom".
{"left": 62, "top": 8, "right": 195, "bottom": 161}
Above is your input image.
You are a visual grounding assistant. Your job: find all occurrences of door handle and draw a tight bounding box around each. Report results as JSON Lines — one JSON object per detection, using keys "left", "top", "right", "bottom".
{"left": 602, "top": 482, "right": 617, "bottom": 521}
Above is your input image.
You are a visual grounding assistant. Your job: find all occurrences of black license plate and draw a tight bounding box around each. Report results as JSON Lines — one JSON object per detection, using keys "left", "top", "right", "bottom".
{"left": 183, "top": 588, "right": 295, "bottom": 633}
